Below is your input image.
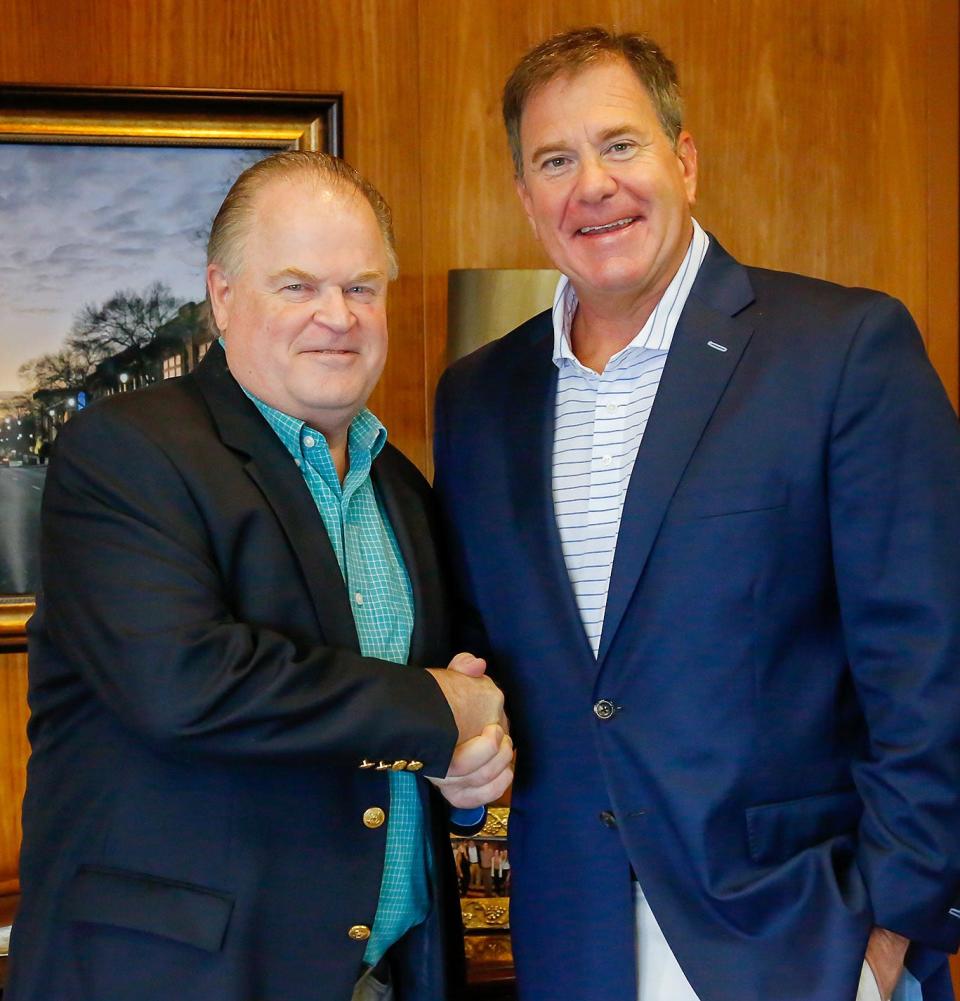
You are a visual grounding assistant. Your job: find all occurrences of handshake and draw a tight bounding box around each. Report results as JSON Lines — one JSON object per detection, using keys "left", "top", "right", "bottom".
{"left": 426, "top": 652, "right": 514, "bottom": 809}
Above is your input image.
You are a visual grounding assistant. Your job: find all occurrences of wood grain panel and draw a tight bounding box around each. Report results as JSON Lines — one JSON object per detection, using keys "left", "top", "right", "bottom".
{"left": 0, "top": 651, "right": 29, "bottom": 895}
{"left": 927, "top": 0, "right": 959, "bottom": 412}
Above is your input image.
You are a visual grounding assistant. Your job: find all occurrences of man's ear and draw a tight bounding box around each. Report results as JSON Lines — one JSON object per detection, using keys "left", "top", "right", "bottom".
{"left": 515, "top": 175, "right": 540, "bottom": 240}
{"left": 206, "top": 264, "right": 233, "bottom": 334}
{"left": 675, "top": 131, "right": 699, "bottom": 206}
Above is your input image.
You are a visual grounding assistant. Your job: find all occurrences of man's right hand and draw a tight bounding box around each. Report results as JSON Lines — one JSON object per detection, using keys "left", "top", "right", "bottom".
{"left": 426, "top": 652, "right": 508, "bottom": 743}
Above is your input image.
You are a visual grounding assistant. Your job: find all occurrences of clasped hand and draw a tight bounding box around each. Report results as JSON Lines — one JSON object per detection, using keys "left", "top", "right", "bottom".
{"left": 426, "top": 652, "right": 514, "bottom": 808}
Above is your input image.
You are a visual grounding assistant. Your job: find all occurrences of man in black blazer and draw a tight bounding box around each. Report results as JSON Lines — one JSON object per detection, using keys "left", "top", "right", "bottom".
{"left": 8, "top": 151, "right": 512, "bottom": 1001}
{"left": 434, "top": 27, "right": 960, "bottom": 1001}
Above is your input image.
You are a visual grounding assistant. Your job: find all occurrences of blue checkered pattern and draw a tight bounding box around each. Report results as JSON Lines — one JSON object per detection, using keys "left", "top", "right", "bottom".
{"left": 247, "top": 392, "right": 429, "bottom": 966}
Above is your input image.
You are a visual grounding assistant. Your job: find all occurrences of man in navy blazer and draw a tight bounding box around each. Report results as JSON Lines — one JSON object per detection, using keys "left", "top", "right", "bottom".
{"left": 8, "top": 152, "right": 512, "bottom": 1001}
{"left": 433, "top": 27, "right": 960, "bottom": 1001}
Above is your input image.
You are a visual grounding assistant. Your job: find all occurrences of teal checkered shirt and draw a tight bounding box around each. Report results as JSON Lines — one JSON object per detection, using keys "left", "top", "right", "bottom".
{"left": 247, "top": 391, "right": 430, "bottom": 966}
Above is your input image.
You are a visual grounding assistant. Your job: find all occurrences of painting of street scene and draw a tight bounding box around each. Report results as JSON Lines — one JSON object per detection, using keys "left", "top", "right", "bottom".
{"left": 0, "top": 142, "right": 269, "bottom": 594}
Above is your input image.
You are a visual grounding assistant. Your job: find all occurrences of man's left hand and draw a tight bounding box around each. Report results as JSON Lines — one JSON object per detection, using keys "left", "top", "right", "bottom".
{"left": 864, "top": 926, "right": 909, "bottom": 1000}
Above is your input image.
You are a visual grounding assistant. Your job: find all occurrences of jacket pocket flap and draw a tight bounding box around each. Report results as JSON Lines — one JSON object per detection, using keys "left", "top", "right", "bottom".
{"left": 745, "top": 788, "right": 861, "bottom": 864}
{"left": 668, "top": 476, "right": 788, "bottom": 522}
{"left": 64, "top": 865, "right": 234, "bottom": 952}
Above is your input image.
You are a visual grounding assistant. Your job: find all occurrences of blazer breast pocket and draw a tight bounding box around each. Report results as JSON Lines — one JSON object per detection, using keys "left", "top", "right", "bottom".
{"left": 64, "top": 864, "right": 235, "bottom": 953}
{"left": 666, "top": 475, "right": 788, "bottom": 523}
{"left": 745, "top": 788, "right": 862, "bottom": 865}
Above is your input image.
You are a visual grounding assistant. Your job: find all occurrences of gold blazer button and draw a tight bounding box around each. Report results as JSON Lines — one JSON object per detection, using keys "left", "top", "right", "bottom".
{"left": 406, "top": 760, "right": 424, "bottom": 772}
{"left": 391, "top": 760, "right": 408, "bottom": 771}
{"left": 348, "top": 924, "right": 371, "bottom": 941}
{"left": 363, "top": 807, "right": 386, "bottom": 829}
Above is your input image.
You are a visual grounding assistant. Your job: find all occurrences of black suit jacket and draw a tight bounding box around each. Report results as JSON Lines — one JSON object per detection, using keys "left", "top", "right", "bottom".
{"left": 8, "top": 345, "right": 463, "bottom": 1001}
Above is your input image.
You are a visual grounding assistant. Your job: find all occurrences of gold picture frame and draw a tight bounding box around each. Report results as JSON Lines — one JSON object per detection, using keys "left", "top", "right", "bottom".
{"left": 0, "top": 85, "right": 342, "bottom": 641}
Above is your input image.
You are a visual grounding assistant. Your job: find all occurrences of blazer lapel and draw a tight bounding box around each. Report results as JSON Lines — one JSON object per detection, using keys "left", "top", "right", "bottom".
{"left": 504, "top": 315, "right": 598, "bottom": 670}
{"left": 596, "top": 241, "right": 756, "bottom": 664}
{"left": 371, "top": 448, "right": 445, "bottom": 666}
{"left": 193, "top": 346, "right": 360, "bottom": 652}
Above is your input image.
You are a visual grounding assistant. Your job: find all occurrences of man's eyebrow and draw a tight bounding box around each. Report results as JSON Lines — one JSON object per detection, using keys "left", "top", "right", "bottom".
{"left": 268, "top": 267, "right": 387, "bottom": 285}
{"left": 269, "top": 267, "right": 318, "bottom": 284}
{"left": 528, "top": 139, "right": 569, "bottom": 165}
{"left": 595, "top": 124, "right": 650, "bottom": 144}
{"left": 349, "top": 269, "right": 387, "bottom": 284}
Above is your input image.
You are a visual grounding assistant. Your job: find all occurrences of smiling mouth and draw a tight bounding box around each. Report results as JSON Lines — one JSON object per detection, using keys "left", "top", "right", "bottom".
{"left": 577, "top": 217, "right": 637, "bottom": 235}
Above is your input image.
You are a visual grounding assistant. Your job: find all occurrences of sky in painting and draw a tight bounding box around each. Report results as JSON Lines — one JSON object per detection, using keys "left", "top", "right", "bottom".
{"left": 0, "top": 143, "right": 268, "bottom": 392}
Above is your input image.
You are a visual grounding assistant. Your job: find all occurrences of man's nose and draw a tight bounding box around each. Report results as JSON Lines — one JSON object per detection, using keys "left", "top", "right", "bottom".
{"left": 575, "top": 153, "right": 617, "bottom": 202}
{"left": 311, "top": 288, "right": 354, "bottom": 331}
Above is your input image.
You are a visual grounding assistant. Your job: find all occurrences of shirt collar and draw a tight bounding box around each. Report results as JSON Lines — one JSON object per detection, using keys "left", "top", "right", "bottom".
{"left": 239, "top": 383, "right": 387, "bottom": 473}
{"left": 218, "top": 337, "right": 389, "bottom": 465}
{"left": 551, "top": 218, "right": 710, "bottom": 371}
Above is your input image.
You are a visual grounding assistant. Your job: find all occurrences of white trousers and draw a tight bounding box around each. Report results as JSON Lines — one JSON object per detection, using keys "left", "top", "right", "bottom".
{"left": 633, "top": 886, "right": 918, "bottom": 1001}
{"left": 634, "top": 885, "right": 701, "bottom": 1001}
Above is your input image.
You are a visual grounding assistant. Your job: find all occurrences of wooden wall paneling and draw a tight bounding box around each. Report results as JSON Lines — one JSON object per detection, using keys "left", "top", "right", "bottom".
{"left": 684, "top": 3, "right": 927, "bottom": 310}
{"left": 0, "top": 651, "right": 29, "bottom": 897}
{"left": 926, "top": 0, "right": 959, "bottom": 411}
{"left": 0, "top": 0, "right": 428, "bottom": 467}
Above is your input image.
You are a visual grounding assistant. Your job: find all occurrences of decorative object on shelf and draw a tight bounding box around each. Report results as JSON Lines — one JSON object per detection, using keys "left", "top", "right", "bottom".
{"left": 461, "top": 897, "right": 510, "bottom": 930}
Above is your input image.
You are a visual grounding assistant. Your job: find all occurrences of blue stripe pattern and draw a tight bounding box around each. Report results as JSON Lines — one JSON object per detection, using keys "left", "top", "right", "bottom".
{"left": 551, "top": 220, "right": 709, "bottom": 655}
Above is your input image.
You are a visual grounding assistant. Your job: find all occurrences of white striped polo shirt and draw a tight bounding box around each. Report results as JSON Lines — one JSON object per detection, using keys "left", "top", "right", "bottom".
{"left": 551, "top": 219, "right": 710, "bottom": 656}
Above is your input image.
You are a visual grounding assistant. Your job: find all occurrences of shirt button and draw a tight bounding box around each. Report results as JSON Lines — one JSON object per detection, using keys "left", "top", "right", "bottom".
{"left": 605, "top": 402, "right": 619, "bottom": 414}
{"left": 294, "top": 458, "right": 302, "bottom": 467}
{"left": 354, "top": 593, "right": 364, "bottom": 606}
{"left": 601, "top": 455, "right": 613, "bottom": 467}
{"left": 593, "top": 699, "right": 617, "bottom": 720}
{"left": 303, "top": 435, "right": 316, "bottom": 448}
{"left": 599, "top": 810, "right": 618, "bottom": 828}
{"left": 348, "top": 925, "right": 371, "bottom": 941}
{"left": 363, "top": 807, "right": 386, "bottom": 829}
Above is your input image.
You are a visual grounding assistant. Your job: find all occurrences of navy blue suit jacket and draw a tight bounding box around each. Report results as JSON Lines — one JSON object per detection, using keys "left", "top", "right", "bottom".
{"left": 9, "top": 345, "right": 464, "bottom": 1001}
{"left": 434, "top": 239, "right": 960, "bottom": 1001}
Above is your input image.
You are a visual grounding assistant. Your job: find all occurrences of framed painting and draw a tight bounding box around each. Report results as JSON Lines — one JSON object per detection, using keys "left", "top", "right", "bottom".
{"left": 0, "top": 85, "right": 341, "bottom": 644}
